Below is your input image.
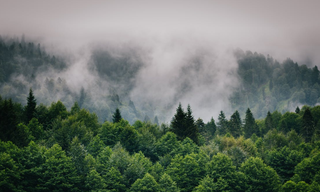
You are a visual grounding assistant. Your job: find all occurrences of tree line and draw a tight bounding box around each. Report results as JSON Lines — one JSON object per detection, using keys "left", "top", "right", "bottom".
{"left": 1, "top": 89, "right": 320, "bottom": 191}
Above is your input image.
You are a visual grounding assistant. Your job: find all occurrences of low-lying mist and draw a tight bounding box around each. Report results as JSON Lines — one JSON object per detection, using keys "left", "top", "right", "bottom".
{"left": 1, "top": 36, "right": 240, "bottom": 123}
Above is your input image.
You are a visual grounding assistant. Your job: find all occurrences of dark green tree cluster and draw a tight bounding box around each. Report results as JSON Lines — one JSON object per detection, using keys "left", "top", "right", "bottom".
{"left": 171, "top": 104, "right": 199, "bottom": 144}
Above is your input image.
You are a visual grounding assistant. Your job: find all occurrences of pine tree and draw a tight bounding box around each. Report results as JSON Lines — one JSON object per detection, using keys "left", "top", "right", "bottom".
{"left": 171, "top": 103, "right": 187, "bottom": 141}
{"left": 265, "top": 111, "right": 273, "bottom": 134}
{"left": 244, "top": 108, "right": 258, "bottom": 138}
{"left": 112, "top": 108, "right": 122, "bottom": 123}
{"left": 78, "top": 87, "right": 86, "bottom": 108}
{"left": 312, "top": 66, "right": 320, "bottom": 85}
{"left": 196, "top": 118, "right": 205, "bottom": 134}
{"left": 171, "top": 104, "right": 199, "bottom": 144}
{"left": 185, "top": 105, "right": 199, "bottom": 144}
{"left": 154, "top": 116, "right": 159, "bottom": 125}
{"left": 205, "top": 117, "right": 216, "bottom": 137}
{"left": 302, "top": 108, "right": 315, "bottom": 143}
{"left": 25, "top": 88, "right": 36, "bottom": 124}
{"left": 229, "top": 110, "right": 242, "bottom": 137}
{"left": 70, "top": 102, "right": 80, "bottom": 115}
{"left": 295, "top": 106, "right": 301, "bottom": 114}
{"left": 217, "top": 111, "right": 228, "bottom": 136}
{"left": 0, "top": 99, "right": 18, "bottom": 142}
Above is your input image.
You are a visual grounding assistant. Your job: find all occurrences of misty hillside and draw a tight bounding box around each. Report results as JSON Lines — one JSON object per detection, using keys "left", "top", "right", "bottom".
{"left": 1, "top": 36, "right": 320, "bottom": 123}
{"left": 231, "top": 50, "right": 320, "bottom": 119}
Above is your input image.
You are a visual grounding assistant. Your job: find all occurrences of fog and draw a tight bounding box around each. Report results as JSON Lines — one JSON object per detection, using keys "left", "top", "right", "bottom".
{"left": 1, "top": 0, "right": 320, "bottom": 122}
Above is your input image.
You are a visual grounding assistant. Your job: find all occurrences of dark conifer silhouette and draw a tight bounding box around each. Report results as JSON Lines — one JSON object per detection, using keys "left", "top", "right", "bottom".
{"left": 112, "top": 108, "right": 122, "bottom": 123}
{"left": 302, "top": 108, "right": 314, "bottom": 142}
{"left": 25, "top": 88, "right": 36, "bottom": 123}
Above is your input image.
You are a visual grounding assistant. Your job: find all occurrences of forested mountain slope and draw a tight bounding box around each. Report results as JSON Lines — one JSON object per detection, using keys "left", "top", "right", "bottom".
{"left": 1, "top": 36, "right": 320, "bottom": 123}
{"left": 232, "top": 50, "right": 320, "bottom": 119}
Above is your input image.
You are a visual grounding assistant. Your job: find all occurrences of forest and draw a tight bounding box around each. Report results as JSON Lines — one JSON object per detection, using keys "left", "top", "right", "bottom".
{"left": 1, "top": 88, "right": 320, "bottom": 191}
{"left": 1, "top": 37, "right": 320, "bottom": 191}
{"left": 2, "top": 36, "right": 320, "bottom": 124}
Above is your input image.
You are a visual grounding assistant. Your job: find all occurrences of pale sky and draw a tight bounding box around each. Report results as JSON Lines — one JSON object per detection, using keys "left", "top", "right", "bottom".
{"left": 1, "top": 0, "right": 320, "bottom": 63}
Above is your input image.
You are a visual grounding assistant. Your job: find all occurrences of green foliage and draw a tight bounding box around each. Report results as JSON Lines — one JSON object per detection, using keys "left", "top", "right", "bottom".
{"left": 171, "top": 104, "right": 199, "bottom": 144}
{"left": 206, "top": 153, "right": 245, "bottom": 191}
{"left": 172, "top": 137, "right": 199, "bottom": 157}
{"left": 229, "top": 110, "right": 242, "bottom": 137}
{"left": 38, "top": 144, "right": 80, "bottom": 191}
{"left": 193, "top": 175, "right": 215, "bottom": 192}
{"left": 68, "top": 136, "right": 88, "bottom": 176}
{"left": 20, "top": 141, "right": 45, "bottom": 191}
{"left": 25, "top": 88, "right": 37, "bottom": 124}
{"left": 149, "top": 162, "right": 164, "bottom": 182}
{"left": 264, "top": 129, "right": 288, "bottom": 150}
{"left": 217, "top": 111, "right": 228, "bottom": 136}
{"left": 0, "top": 152, "right": 21, "bottom": 192}
{"left": 108, "top": 143, "right": 131, "bottom": 175}
{"left": 130, "top": 173, "right": 159, "bottom": 192}
{"left": 0, "top": 99, "right": 20, "bottom": 143}
{"left": 100, "top": 120, "right": 138, "bottom": 153}
{"left": 103, "top": 166, "right": 126, "bottom": 192}
{"left": 123, "top": 151, "right": 152, "bottom": 187}
{"left": 166, "top": 153, "right": 205, "bottom": 192}
{"left": 279, "top": 112, "right": 301, "bottom": 134}
{"left": 87, "top": 135, "right": 106, "bottom": 157}
{"left": 155, "top": 132, "right": 180, "bottom": 157}
{"left": 266, "top": 146, "right": 304, "bottom": 182}
{"left": 2, "top": 92, "right": 320, "bottom": 191}
{"left": 159, "top": 173, "right": 180, "bottom": 192}
{"left": 85, "top": 169, "right": 106, "bottom": 191}
{"left": 240, "top": 157, "right": 281, "bottom": 192}
{"left": 113, "top": 108, "right": 122, "bottom": 123}
{"left": 70, "top": 101, "right": 80, "bottom": 115}
{"left": 201, "top": 117, "right": 216, "bottom": 142}
{"left": 294, "top": 152, "right": 320, "bottom": 184}
{"left": 302, "top": 108, "right": 315, "bottom": 143}
{"left": 244, "top": 108, "right": 259, "bottom": 138}
{"left": 28, "top": 118, "right": 44, "bottom": 140}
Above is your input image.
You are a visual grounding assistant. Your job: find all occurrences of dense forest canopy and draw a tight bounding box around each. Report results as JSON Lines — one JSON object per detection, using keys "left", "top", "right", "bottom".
{"left": 1, "top": 88, "right": 320, "bottom": 191}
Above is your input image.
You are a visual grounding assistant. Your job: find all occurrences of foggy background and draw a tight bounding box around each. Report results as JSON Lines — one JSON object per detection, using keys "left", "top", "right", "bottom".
{"left": 1, "top": 0, "right": 320, "bottom": 122}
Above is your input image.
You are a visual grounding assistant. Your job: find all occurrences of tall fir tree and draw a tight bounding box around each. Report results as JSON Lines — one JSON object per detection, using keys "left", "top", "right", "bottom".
{"left": 196, "top": 118, "right": 205, "bottom": 133}
{"left": 0, "top": 99, "right": 18, "bottom": 142}
{"left": 154, "top": 116, "right": 159, "bottom": 125}
{"left": 244, "top": 108, "right": 259, "bottom": 138}
{"left": 25, "top": 88, "right": 36, "bottom": 124}
{"left": 171, "top": 103, "right": 187, "bottom": 141}
{"left": 265, "top": 111, "right": 273, "bottom": 134}
{"left": 312, "top": 66, "right": 320, "bottom": 85}
{"left": 302, "top": 108, "right": 315, "bottom": 143}
{"left": 206, "top": 117, "right": 217, "bottom": 137}
{"left": 112, "top": 108, "right": 122, "bottom": 123}
{"left": 229, "top": 110, "right": 242, "bottom": 137}
{"left": 217, "top": 111, "right": 228, "bottom": 136}
{"left": 185, "top": 105, "right": 199, "bottom": 144}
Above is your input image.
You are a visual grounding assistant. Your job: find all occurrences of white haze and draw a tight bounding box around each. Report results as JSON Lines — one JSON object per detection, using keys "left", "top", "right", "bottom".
{"left": 1, "top": 0, "right": 320, "bottom": 121}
